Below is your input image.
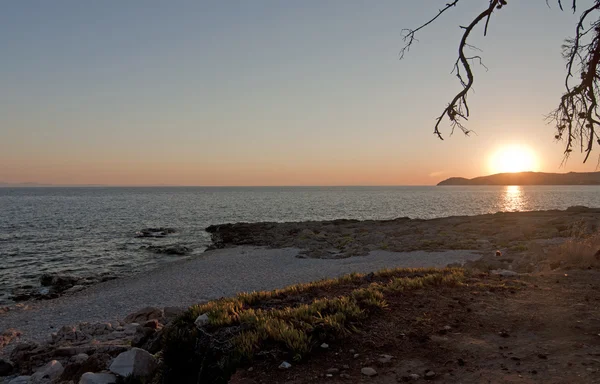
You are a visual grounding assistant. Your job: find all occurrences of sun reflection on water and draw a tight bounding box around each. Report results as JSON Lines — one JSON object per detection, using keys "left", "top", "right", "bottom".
{"left": 502, "top": 185, "right": 524, "bottom": 211}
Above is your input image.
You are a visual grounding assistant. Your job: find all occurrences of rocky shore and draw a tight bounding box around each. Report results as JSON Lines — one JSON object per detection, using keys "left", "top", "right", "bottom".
{"left": 207, "top": 206, "right": 599, "bottom": 268}
{"left": 1, "top": 207, "right": 599, "bottom": 383}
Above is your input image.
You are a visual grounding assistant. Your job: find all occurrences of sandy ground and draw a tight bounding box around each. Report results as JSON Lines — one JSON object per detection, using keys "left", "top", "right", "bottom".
{"left": 0, "top": 246, "right": 481, "bottom": 346}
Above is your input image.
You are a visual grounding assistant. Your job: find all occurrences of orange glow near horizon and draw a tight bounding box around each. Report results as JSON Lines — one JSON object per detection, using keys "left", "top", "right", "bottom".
{"left": 488, "top": 145, "right": 539, "bottom": 174}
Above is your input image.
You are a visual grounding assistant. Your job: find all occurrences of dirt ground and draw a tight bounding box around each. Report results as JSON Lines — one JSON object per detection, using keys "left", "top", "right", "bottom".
{"left": 230, "top": 270, "right": 600, "bottom": 384}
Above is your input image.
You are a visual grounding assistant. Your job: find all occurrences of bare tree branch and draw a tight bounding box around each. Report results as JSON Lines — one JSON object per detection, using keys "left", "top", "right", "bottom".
{"left": 403, "top": 0, "right": 600, "bottom": 164}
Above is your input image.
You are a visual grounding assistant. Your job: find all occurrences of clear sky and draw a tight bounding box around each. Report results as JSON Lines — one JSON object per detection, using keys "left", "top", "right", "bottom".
{"left": 1, "top": 0, "right": 597, "bottom": 186}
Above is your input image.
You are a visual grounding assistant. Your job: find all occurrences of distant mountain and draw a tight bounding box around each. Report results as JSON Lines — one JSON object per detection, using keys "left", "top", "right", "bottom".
{"left": 437, "top": 171, "right": 600, "bottom": 186}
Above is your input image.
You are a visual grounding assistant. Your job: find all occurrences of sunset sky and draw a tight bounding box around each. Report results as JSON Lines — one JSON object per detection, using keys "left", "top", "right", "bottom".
{"left": 1, "top": 1, "right": 597, "bottom": 186}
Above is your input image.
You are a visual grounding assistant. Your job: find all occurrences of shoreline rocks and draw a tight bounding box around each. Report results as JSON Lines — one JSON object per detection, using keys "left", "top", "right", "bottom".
{"left": 141, "top": 244, "right": 190, "bottom": 256}
{"left": 2, "top": 306, "right": 177, "bottom": 383}
{"left": 10, "top": 274, "right": 118, "bottom": 303}
{"left": 135, "top": 228, "right": 176, "bottom": 238}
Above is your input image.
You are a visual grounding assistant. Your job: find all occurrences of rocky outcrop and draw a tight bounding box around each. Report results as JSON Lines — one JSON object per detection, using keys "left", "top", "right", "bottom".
{"left": 205, "top": 208, "right": 600, "bottom": 261}
{"left": 10, "top": 273, "right": 117, "bottom": 303}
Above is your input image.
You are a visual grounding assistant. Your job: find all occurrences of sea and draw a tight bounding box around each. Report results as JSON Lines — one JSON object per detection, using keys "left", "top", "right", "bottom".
{"left": 1, "top": 185, "right": 599, "bottom": 305}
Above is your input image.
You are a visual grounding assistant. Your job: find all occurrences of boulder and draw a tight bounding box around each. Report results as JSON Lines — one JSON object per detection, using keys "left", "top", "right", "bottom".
{"left": 131, "top": 324, "right": 163, "bottom": 354}
{"left": 0, "top": 358, "right": 14, "bottom": 376}
{"left": 30, "top": 360, "right": 64, "bottom": 383}
{"left": 79, "top": 372, "right": 118, "bottom": 384}
{"left": 109, "top": 348, "right": 157, "bottom": 378}
{"left": 124, "top": 307, "right": 164, "bottom": 324}
{"left": 60, "top": 352, "right": 113, "bottom": 383}
{"left": 79, "top": 322, "right": 114, "bottom": 337}
{"left": 52, "top": 325, "right": 89, "bottom": 344}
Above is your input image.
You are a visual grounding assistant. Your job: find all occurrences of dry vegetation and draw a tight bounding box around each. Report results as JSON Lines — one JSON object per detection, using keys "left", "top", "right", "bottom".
{"left": 157, "top": 267, "right": 510, "bottom": 383}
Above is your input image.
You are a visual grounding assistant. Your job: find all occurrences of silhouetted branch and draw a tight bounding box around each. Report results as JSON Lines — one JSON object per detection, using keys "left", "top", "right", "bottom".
{"left": 403, "top": 0, "right": 600, "bottom": 163}
{"left": 550, "top": 1, "right": 600, "bottom": 163}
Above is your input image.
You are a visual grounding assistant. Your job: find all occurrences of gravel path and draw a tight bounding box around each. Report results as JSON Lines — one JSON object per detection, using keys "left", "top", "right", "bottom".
{"left": 0, "top": 246, "right": 481, "bottom": 345}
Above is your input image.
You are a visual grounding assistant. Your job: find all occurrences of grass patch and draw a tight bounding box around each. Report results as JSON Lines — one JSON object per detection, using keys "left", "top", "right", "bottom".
{"left": 161, "top": 267, "right": 465, "bottom": 383}
{"left": 547, "top": 231, "right": 600, "bottom": 270}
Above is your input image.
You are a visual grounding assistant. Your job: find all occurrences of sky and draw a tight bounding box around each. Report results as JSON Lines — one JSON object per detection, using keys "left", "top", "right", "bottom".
{"left": 1, "top": 0, "right": 598, "bottom": 186}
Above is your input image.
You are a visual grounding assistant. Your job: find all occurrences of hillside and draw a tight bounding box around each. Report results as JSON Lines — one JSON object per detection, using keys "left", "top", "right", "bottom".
{"left": 437, "top": 171, "right": 600, "bottom": 186}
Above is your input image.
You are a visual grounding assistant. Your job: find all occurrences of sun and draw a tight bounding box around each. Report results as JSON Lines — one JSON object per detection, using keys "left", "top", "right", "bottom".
{"left": 489, "top": 145, "right": 539, "bottom": 174}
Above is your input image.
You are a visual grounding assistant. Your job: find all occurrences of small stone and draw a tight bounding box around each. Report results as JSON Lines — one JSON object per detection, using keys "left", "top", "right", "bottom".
{"left": 378, "top": 354, "right": 393, "bottom": 364}
{"left": 79, "top": 372, "right": 118, "bottom": 384}
{"left": 31, "top": 360, "right": 64, "bottom": 383}
{"left": 279, "top": 361, "right": 292, "bottom": 369}
{"left": 247, "top": 367, "right": 254, "bottom": 372}
{"left": 424, "top": 370, "right": 436, "bottom": 380}
{"left": 361, "top": 367, "right": 377, "bottom": 377}
{"left": 408, "top": 373, "right": 420, "bottom": 380}
{"left": 499, "top": 330, "right": 510, "bottom": 338}
{"left": 195, "top": 314, "right": 210, "bottom": 328}
{"left": 326, "top": 374, "right": 333, "bottom": 377}
{"left": 348, "top": 349, "right": 356, "bottom": 354}
{"left": 326, "top": 368, "right": 340, "bottom": 374}
{"left": 342, "top": 364, "right": 350, "bottom": 370}
{"left": 340, "top": 373, "right": 351, "bottom": 379}
{"left": 353, "top": 354, "right": 360, "bottom": 359}
{"left": 321, "top": 343, "right": 329, "bottom": 349}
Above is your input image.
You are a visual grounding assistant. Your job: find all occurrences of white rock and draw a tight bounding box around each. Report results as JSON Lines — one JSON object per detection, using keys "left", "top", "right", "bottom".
{"left": 31, "top": 360, "right": 64, "bottom": 383}
{"left": 8, "top": 377, "right": 31, "bottom": 384}
{"left": 278, "top": 361, "right": 292, "bottom": 369}
{"left": 408, "top": 373, "right": 420, "bottom": 380}
{"left": 491, "top": 269, "right": 519, "bottom": 277}
{"left": 320, "top": 343, "right": 329, "bottom": 349}
{"left": 361, "top": 367, "right": 377, "bottom": 377}
{"left": 194, "top": 314, "right": 209, "bottom": 328}
{"left": 109, "top": 348, "right": 157, "bottom": 378}
{"left": 79, "top": 372, "right": 118, "bottom": 384}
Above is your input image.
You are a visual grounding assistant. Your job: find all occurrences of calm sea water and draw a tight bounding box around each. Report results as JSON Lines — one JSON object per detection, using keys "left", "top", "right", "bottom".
{"left": 0, "top": 185, "right": 599, "bottom": 304}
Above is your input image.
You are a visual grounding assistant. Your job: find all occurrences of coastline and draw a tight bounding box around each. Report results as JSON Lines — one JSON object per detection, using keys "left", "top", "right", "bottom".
{"left": 0, "top": 246, "right": 481, "bottom": 347}
{"left": 2, "top": 206, "right": 599, "bottom": 345}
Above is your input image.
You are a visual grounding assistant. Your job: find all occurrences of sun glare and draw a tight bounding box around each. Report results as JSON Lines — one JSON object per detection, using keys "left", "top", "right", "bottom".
{"left": 489, "top": 145, "right": 539, "bottom": 174}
